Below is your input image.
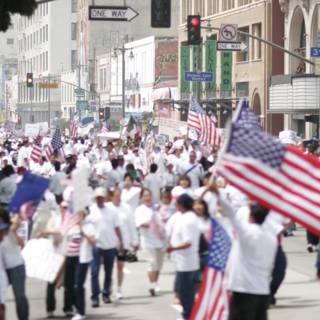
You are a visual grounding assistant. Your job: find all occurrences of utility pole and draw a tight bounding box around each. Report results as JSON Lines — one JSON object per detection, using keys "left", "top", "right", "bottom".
{"left": 48, "top": 74, "right": 51, "bottom": 129}
{"left": 122, "top": 42, "right": 126, "bottom": 118}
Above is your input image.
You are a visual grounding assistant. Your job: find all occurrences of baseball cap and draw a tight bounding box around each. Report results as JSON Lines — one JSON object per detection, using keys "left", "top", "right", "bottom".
{"left": 95, "top": 187, "right": 106, "bottom": 198}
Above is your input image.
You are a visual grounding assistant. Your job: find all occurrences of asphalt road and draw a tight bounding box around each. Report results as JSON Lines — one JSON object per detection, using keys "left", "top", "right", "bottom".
{"left": 5, "top": 227, "right": 320, "bottom": 320}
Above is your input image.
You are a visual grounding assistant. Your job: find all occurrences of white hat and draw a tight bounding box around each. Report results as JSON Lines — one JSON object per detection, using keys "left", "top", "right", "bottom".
{"left": 95, "top": 187, "right": 106, "bottom": 198}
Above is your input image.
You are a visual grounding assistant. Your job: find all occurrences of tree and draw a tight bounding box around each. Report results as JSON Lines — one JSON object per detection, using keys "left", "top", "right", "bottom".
{"left": 0, "top": 0, "right": 37, "bottom": 32}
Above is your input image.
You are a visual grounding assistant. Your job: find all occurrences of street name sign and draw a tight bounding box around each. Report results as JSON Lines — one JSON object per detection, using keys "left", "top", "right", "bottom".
{"left": 311, "top": 47, "right": 320, "bottom": 57}
{"left": 89, "top": 6, "right": 139, "bottom": 22}
{"left": 217, "top": 41, "right": 247, "bottom": 52}
{"left": 185, "top": 72, "right": 214, "bottom": 82}
{"left": 39, "top": 82, "right": 59, "bottom": 89}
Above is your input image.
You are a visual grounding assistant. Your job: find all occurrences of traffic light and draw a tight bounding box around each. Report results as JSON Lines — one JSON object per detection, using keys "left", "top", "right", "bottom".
{"left": 151, "top": 0, "right": 171, "bottom": 28}
{"left": 98, "top": 108, "right": 105, "bottom": 120}
{"left": 26, "top": 73, "right": 33, "bottom": 87}
{"left": 187, "top": 15, "right": 201, "bottom": 45}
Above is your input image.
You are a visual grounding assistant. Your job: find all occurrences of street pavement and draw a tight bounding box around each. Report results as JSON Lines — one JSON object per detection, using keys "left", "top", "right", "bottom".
{"left": 5, "top": 227, "right": 320, "bottom": 320}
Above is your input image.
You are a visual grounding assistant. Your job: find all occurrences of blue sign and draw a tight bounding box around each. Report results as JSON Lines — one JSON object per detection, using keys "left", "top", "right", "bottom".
{"left": 311, "top": 47, "right": 320, "bottom": 57}
{"left": 185, "top": 72, "right": 214, "bottom": 82}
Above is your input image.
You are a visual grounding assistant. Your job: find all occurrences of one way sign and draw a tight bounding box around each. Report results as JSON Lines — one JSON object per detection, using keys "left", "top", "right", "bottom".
{"left": 89, "top": 6, "right": 139, "bottom": 22}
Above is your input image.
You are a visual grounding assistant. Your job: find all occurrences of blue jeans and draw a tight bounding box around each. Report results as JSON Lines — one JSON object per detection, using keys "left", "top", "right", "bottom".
{"left": 91, "top": 247, "right": 117, "bottom": 301}
{"left": 175, "top": 270, "right": 198, "bottom": 320}
{"left": 7, "top": 264, "right": 29, "bottom": 320}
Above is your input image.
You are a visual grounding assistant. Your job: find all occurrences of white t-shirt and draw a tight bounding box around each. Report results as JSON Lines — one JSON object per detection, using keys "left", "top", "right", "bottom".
{"left": 221, "top": 198, "right": 278, "bottom": 295}
{"left": 135, "top": 204, "right": 165, "bottom": 249}
{"left": 121, "top": 187, "right": 141, "bottom": 211}
{"left": 17, "top": 146, "right": 30, "bottom": 167}
{"left": 0, "top": 247, "right": 8, "bottom": 304}
{"left": 1, "top": 233, "right": 25, "bottom": 269}
{"left": 169, "top": 211, "right": 200, "bottom": 272}
{"left": 88, "top": 203, "right": 120, "bottom": 250}
{"left": 79, "top": 220, "right": 96, "bottom": 263}
{"left": 114, "top": 202, "right": 138, "bottom": 250}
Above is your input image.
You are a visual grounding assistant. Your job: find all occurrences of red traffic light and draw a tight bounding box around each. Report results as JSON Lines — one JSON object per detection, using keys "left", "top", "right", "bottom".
{"left": 191, "top": 17, "right": 200, "bottom": 27}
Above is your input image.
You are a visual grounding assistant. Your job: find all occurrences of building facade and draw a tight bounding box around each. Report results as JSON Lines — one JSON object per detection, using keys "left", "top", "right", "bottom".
{"left": 16, "top": 0, "right": 77, "bottom": 128}
{"left": 0, "top": 15, "right": 19, "bottom": 117}
{"left": 270, "top": 0, "right": 320, "bottom": 138}
{"left": 179, "top": 0, "right": 284, "bottom": 133}
{"left": 76, "top": 0, "right": 180, "bottom": 114}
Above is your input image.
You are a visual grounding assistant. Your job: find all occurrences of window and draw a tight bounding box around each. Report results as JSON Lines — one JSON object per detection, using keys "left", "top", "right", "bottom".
{"left": 40, "top": 28, "right": 42, "bottom": 44}
{"left": 45, "top": 2, "right": 48, "bottom": 15}
{"left": 252, "top": 23, "right": 262, "bottom": 60}
{"left": 6, "top": 38, "right": 14, "bottom": 45}
{"left": 45, "top": 51, "right": 48, "bottom": 70}
{"left": 72, "top": 0, "right": 78, "bottom": 13}
{"left": 237, "top": 26, "right": 249, "bottom": 62}
{"left": 43, "top": 26, "right": 46, "bottom": 43}
{"left": 208, "top": 0, "right": 219, "bottom": 15}
{"left": 71, "top": 50, "right": 77, "bottom": 69}
{"left": 236, "top": 82, "right": 249, "bottom": 97}
{"left": 222, "top": 0, "right": 235, "bottom": 11}
{"left": 71, "top": 23, "right": 77, "bottom": 40}
{"left": 46, "top": 25, "right": 48, "bottom": 42}
{"left": 238, "top": 0, "right": 252, "bottom": 6}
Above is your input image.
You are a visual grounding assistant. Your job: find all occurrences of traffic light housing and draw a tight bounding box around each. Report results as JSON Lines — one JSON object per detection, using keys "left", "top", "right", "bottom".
{"left": 187, "top": 15, "right": 201, "bottom": 45}
{"left": 26, "top": 73, "right": 33, "bottom": 87}
{"left": 151, "top": 0, "right": 171, "bottom": 28}
{"left": 98, "top": 108, "right": 105, "bottom": 120}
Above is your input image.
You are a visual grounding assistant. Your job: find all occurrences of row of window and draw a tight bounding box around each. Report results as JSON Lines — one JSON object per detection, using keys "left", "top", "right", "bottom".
{"left": 19, "top": 25, "right": 49, "bottom": 53}
{"left": 19, "top": 51, "right": 49, "bottom": 76}
{"left": 18, "top": 2, "right": 49, "bottom": 31}
{"left": 182, "top": 0, "right": 254, "bottom": 21}
{"left": 61, "top": 83, "right": 76, "bottom": 104}
{"left": 18, "top": 83, "right": 50, "bottom": 104}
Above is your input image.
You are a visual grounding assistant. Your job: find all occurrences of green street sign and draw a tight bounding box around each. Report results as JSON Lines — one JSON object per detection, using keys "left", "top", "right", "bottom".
{"left": 74, "top": 88, "right": 85, "bottom": 97}
{"left": 76, "top": 100, "right": 88, "bottom": 111}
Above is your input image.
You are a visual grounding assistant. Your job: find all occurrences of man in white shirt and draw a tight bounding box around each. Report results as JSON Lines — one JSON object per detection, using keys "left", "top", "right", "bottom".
{"left": 89, "top": 188, "right": 124, "bottom": 307}
{"left": 167, "top": 194, "right": 200, "bottom": 320}
{"left": 179, "top": 151, "right": 203, "bottom": 189}
{"left": 143, "top": 164, "right": 161, "bottom": 204}
{"left": 17, "top": 140, "right": 30, "bottom": 169}
{"left": 220, "top": 196, "right": 277, "bottom": 320}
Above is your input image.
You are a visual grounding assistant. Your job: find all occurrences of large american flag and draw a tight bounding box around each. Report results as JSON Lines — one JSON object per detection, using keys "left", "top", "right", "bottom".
{"left": 188, "top": 96, "right": 220, "bottom": 146}
{"left": 191, "top": 219, "right": 232, "bottom": 320}
{"left": 51, "top": 128, "right": 64, "bottom": 150}
{"left": 30, "top": 136, "right": 43, "bottom": 162}
{"left": 70, "top": 120, "right": 78, "bottom": 139}
{"left": 218, "top": 108, "right": 320, "bottom": 236}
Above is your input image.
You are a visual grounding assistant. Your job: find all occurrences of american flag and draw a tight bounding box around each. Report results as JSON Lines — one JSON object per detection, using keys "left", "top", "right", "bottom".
{"left": 188, "top": 96, "right": 220, "bottom": 146}
{"left": 234, "top": 100, "right": 262, "bottom": 130}
{"left": 44, "top": 145, "right": 54, "bottom": 160}
{"left": 191, "top": 219, "right": 232, "bottom": 320}
{"left": 218, "top": 111, "right": 320, "bottom": 236}
{"left": 51, "top": 128, "right": 63, "bottom": 150}
{"left": 30, "top": 136, "right": 43, "bottom": 162}
{"left": 70, "top": 120, "right": 78, "bottom": 139}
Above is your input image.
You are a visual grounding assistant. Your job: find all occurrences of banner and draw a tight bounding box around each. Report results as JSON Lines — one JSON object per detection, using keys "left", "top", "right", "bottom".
{"left": 25, "top": 122, "right": 49, "bottom": 137}
{"left": 205, "top": 40, "right": 217, "bottom": 95}
{"left": 180, "top": 46, "right": 190, "bottom": 96}
{"left": 22, "top": 239, "right": 65, "bottom": 283}
{"left": 192, "top": 45, "right": 203, "bottom": 93}
{"left": 220, "top": 52, "right": 233, "bottom": 96}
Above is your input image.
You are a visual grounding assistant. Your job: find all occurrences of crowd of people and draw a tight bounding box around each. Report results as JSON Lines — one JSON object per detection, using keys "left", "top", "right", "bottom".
{"left": 0, "top": 132, "right": 317, "bottom": 320}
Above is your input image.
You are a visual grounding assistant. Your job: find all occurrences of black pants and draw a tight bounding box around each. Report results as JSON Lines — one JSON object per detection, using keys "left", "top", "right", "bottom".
{"left": 75, "top": 263, "right": 89, "bottom": 315}
{"left": 228, "top": 292, "right": 269, "bottom": 320}
{"left": 307, "top": 231, "right": 319, "bottom": 246}
{"left": 46, "top": 282, "right": 56, "bottom": 313}
{"left": 270, "top": 245, "right": 287, "bottom": 298}
{"left": 64, "top": 256, "right": 79, "bottom": 313}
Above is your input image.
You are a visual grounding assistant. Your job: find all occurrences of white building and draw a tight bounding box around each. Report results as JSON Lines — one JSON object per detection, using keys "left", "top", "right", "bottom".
{"left": 270, "top": 1, "right": 320, "bottom": 138}
{"left": 61, "top": 70, "right": 77, "bottom": 119}
{"left": 16, "top": 0, "right": 77, "bottom": 128}
{"left": 0, "top": 15, "right": 19, "bottom": 115}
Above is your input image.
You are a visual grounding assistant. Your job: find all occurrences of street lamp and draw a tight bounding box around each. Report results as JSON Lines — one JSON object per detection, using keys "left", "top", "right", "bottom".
{"left": 112, "top": 45, "right": 134, "bottom": 118}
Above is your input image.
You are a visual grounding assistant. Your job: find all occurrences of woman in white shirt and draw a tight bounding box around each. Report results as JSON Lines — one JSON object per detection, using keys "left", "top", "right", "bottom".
{"left": 135, "top": 189, "right": 166, "bottom": 296}
{"left": 171, "top": 175, "right": 194, "bottom": 203}
{"left": 108, "top": 188, "right": 138, "bottom": 300}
